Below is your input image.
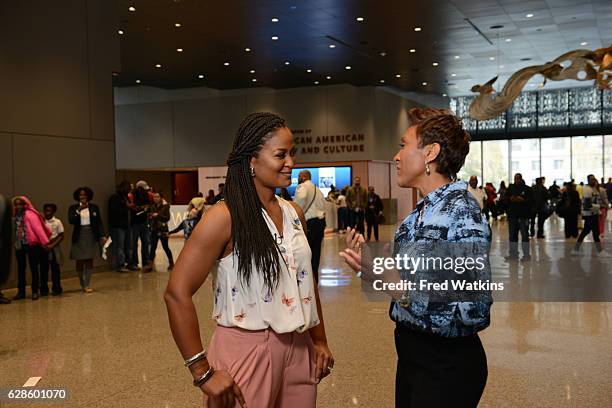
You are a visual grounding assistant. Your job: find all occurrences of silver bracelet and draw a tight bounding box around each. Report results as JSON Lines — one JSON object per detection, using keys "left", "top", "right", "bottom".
{"left": 184, "top": 350, "right": 207, "bottom": 367}
{"left": 193, "top": 365, "right": 215, "bottom": 387}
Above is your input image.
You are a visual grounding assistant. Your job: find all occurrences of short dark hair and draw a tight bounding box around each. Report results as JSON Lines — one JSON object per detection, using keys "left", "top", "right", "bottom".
{"left": 43, "top": 203, "right": 57, "bottom": 212}
{"left": 407, "top": 107, "right": 471, "bottom": 180}
{"left": 73, "top": 186, "right": 94, "bottom": 202}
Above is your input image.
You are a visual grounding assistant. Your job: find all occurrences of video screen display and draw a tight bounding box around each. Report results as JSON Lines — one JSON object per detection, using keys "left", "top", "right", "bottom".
{"left": 283, "top": 166, "right": 352, "bottom": 198}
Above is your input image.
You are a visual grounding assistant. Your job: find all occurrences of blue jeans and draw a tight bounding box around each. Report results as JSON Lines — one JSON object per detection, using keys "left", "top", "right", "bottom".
{"left": 130, "top": 223, "right": 150, "bottom": 267}
{"left": 109, "top": 227, "right": 129, "bottom": 270}
{"left": 508, "top": 217, "right": 530, "bottom": 257}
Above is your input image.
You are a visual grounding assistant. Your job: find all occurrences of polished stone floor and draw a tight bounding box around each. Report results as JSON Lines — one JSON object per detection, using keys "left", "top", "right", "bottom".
{"left": 1, "top": 216, "right": 611, "bottom": 407}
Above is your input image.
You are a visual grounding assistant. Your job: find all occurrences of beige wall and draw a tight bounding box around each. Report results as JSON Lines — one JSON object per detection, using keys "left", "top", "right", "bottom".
{"left": 0, "top": 0, "right": 120, "bottom": 290}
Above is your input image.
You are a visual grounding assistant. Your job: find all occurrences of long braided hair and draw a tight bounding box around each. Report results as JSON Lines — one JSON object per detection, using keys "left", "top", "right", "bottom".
{"left": 225, "top": 112, "right": 287, "bottom": 293}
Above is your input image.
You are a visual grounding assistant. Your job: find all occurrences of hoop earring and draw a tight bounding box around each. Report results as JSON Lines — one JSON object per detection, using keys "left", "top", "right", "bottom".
{"left": 425, "top": 162, "right": 431, "bottom": 176}
{"left": 250, "top": 166, "right": 255, "bottom": 177}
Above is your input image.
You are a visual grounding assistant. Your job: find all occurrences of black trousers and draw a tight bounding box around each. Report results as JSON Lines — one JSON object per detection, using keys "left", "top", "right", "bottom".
{"left": 306, "top": 217, "right": 326, "bottom": 283}
{"left": 40, "top": 250, "right": 62, "bottom": 295}
{"left": 365, "top": 210, "right": 379, "bottom": 241}
{"left": 349, "top": 209, "right": 365, "bottom": 235}
{"left": 530, "top": 209, "right": 547, "bottom": 237}
{"left": 564, "top": 214, "right": 579, "bottom": 238}
{"left": 15, "top": 244, "right": 44, "bottom": 295}
{"left": 395, "top": 325, "right": 488, "bottom": 408}
{"left": 575, "top": 214, "right": 602, "bottom": 251}
{"left": 149, "top": 233, "right": 174, "bottom": 265}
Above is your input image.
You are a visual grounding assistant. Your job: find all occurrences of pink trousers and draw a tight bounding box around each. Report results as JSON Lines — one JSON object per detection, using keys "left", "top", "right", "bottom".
{"left": 203, "top": 326, "right": 317, "bottom": 408}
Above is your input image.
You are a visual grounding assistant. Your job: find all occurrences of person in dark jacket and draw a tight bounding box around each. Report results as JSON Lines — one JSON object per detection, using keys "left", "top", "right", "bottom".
{"left": 365, "top": 186, "right": 384, "bottom": 242}
{"left": 129, "top": 181, "right": 152, "bottom": 271}
{"left": 148, "top": 192, "right": 174, "bottom": 271}
{"left": 108, "top": 181, "right": 131, "bottom": 272}
{"left": 558, "top": 182, "right": 581, "bottom": 238}
{"left": 531, "top": 177, "right": 550, "bottom": 238}
{"left": 69, "top": 187, "right": 106, "bottom": 293}
{"left": 504, "top": 173, "right": 533, "bottom": 261}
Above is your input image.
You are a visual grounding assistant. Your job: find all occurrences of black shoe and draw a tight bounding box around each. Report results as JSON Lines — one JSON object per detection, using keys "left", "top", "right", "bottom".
{"left": 51, "top": 291, "right": 62, "bottom": 296}
{"left": 0, "top": 294, "right": 11, "bottom": 304}
{"left": 520, "top": 255, "right": 532, "bottom": 262}
{"left": 504, "top": 255, "right": 519, "bottom": 262}
{"left": 32, "top": 293, "right": 39, "bottom": 300}
{"left": 128, "top": 265, "right": 140, "bottom": 271}
{"left": 40, "top": 292, "right": 49, "bottom": 297}
{"left": 12, "top": 293, "right": 26, "bottom": 301}
{"left": 537, "top": 235, "right": 545, "bottom": 239}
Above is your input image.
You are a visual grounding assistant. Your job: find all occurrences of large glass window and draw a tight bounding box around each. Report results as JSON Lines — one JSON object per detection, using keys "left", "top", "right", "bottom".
{"left": 604, "top": 135, "right": 612, "bottom": 181}
{"left": 571, "top": 136, "right": 603, "bottom": 183}
{"left": 510, "top": 138, "right": 540, "bottom": 185}
{"left": 458, "top": 140, "right": 482, "bottom": 182}
{"left": 541, "top": 137, "right": 571, "bottom": 185}
{"left": 482, "top": 140, "right": 509, "bottom": 188}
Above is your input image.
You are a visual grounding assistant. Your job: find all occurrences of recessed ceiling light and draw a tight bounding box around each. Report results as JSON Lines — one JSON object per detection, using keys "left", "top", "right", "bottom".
{"left": 155, "top": 64, "right": 162, "bottom": 68}
{"left": 489, "top": 56, "right": 495, "bottom": 60}
{"left": 329, "top": 44, "right": 336, "bottom": 48}
{"left": 128, "top": 6, "right": 136, "bottom": 12}
{"left": 506, "top": 38, "right": 512, "bottom": 42}
{"left": 414, "top": 27, "right": 422, "bottom": 32}
{"left": 526, "top": 13, "right": 534, "bottom": 18}
{"left": 422, "top": 82, "right": 428, "bottom": 86}
{"left": 454, "top": 55, "right": 460, "bottom": 59}
{"left": 451, "top": 73, "right": 456, "bottom": 77}
{"left": 198, "top": 74, "right": 204, "bottom": 79}
{"left": 284, "top": 61, "right": 290, "bottom": 65}
{"left": 245, "top": 47, "right": 251, "bottom": 52}
{"left": 409, "top": 49, "right": 416, "bottom": 53}
{"left": 252, "top": 78, "right": 257, "bottom": 82}
{"left": 380, "top": 51, "right": 386, "bottom": 57}
{"left": 580, "top": 41, "right": 587, "bottom": 46}
{"left": 396, "top": 74, "right": 401, "bottom": 78}
{"left": 314, "top": 81, "right": 319, "bottom": 85}
{"left": 224, "top": 62, "right": 230, "bottom": 66}
{"left": 175, "top": 23, "right": 182, "bottom": 28}
{"left": 176, "top": 48, "right": 183, "bottom": 52}
{"left": 250, "top": 69, "right": 255, "bottom": 74}
{"left": 307, "top": 69, "right": 312, "bottom": 73}
{"left": 135, "top": 79, "right": 141, "bottom": 84}
{"left": 356, "top": 17, "right": 364, "bottom": 22}
{"left": 326, "top": 76, "right": 332, "bottom": 80}
{"left": 118, "top": 30, "right": 124, "bottom": 35}
{"left": 380, "top": 79, "right": 385, "bottom": 83}
{"left": 442, "top": 93, "right": 447, "bottom": 97}
{"left": 271, "top": 17, "right": 279, "bottom": 23}
{"left": 271, "top": 36, "right": 279, "bottom": 41}
{"left": 345, "top": 65, "right": 351, "bottom": 70}
{"left": 432, "top": 62, "right": 438, "bottom": 66}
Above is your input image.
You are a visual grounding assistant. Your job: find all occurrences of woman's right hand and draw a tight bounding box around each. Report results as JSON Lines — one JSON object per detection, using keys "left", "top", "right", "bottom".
{"left": 201, "top": 370, "right": 246, "bottom": 408}
{"left": 339, "top": 227, "right": 365, "bottom": 273}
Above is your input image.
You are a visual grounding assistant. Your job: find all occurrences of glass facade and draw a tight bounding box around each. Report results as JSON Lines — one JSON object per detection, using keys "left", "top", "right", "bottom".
{"left": 457, "top": 135, "right": 612, "bottom": 189}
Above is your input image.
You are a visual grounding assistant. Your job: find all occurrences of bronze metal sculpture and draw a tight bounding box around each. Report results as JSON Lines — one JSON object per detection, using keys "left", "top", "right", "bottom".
{"left": 469, "top": 46, "right": 612, "bottom": 121}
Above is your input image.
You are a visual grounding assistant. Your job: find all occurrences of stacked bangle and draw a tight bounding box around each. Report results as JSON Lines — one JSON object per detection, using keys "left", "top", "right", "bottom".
{"left": 193, "top": 365, "right": 215, "bottom": 387}
{"left": 184, "top": 350, "right": 207, "bottom": 367}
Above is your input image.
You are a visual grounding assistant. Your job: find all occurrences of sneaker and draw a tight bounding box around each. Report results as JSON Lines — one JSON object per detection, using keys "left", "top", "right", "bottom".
{"left": 597, "top": 250, "right": 612, "bottom": 258}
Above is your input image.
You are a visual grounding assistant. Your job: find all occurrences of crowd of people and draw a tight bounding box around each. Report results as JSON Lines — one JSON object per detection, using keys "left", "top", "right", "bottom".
{"left": 467, "top": 174, "right": 612, "bottom": 260}
{"left": 0, "top": 181, "right": 226, "bottom": 304}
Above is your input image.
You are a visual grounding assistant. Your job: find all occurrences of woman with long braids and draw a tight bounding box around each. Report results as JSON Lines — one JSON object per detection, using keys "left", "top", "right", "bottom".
{"left": 165, "top": 112, "right": 333, "bottom": 408}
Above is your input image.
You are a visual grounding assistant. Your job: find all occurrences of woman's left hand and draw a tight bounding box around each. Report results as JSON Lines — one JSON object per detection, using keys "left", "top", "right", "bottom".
{"left": 312, "top": 340, "right": 334, "bottom": 383}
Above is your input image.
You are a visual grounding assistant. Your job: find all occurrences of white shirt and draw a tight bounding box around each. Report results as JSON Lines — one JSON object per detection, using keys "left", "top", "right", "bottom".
{"left": 294, "top": 180, "right": 326, "bottom": 220}
{"left": 45, "top": 217, "right": 64, "bottom": 240}
{"left": 212, "top": 197, "right": 320, "bottom": 333}
{"left": 80, "top": 208, "right": 91, "bottom": 226}
{"left": 467, "top": 186, "right": 486, "bottom": 209}
{"left": 337, "top": 195, "right": 347, "bottom": 208}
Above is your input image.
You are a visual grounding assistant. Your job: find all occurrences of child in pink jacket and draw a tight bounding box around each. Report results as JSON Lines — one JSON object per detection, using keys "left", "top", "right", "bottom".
{"left": 12, "top": 196, "right": 51, "bottom": 300}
